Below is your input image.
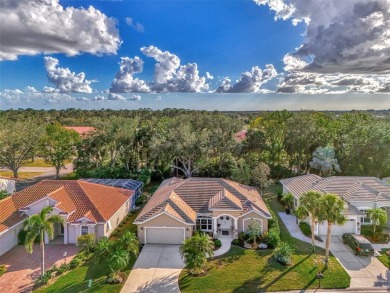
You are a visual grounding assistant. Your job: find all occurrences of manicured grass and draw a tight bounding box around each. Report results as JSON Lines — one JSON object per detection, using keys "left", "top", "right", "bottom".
{"left": 59, "top": 172, "right": 80, "bottom": 180}
{"left": 377, "top": 249, "right": 390, "bottom": 268}
{"left": 23, "top": 158, "right": 54, "bottom": 167}
{"left": 34, "top": 257, "right": 135, "bottom": 293}
{"left": 179, "top": 184, "right": 351, "bottom": 292}
{"left": 35, "top": 205, "right": 143, "bottom": 293}
{"left": 0, "top": 171, "right": 44, "bottom": 179}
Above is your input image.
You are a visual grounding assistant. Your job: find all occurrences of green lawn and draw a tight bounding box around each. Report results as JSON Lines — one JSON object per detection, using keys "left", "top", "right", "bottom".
{"left": 179, "top": 184, "right": 351, "bottom": 292}
{"left": 0, "top": 171, "right": 44, "bottom": 179}
{"left": 377, "top": 249, "right": 390, "bottom": 268}
{"left": 23, "top": 158, "right": 54, "bottom": 167}
{"left": 34, "top": 206, "right": 142, "bottom": 293}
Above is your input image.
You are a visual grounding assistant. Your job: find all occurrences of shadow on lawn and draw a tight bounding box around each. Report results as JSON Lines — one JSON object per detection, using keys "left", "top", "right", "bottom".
{"left": 232, "top": 254, "right": 317, "bottom": 293}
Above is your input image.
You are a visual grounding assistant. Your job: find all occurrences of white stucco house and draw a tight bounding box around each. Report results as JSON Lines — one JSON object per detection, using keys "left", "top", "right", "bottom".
{"left": 0, "top": 177, "right": 16, "bottom": 194}
{"left": 0, "top": 179, "right": 142, "bottom": 256}
{"left": 280, "top": 175, "right": 390, "bottom": 236}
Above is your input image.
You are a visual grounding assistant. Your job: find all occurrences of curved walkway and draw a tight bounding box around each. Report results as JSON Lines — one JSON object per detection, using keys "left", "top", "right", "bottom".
{"left": 213, "top": 237, "right": 232, "bottom": 257}
{"left": 279, "top": 212, "right": 390, "bottom": 289}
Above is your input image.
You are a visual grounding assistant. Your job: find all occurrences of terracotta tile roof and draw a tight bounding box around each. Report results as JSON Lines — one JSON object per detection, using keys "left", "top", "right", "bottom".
{"left": 65, "top": 126, "right": 95, "bottom": 137}
{"left": 0, "top": 180, "right": 133, "bottom": 234}
{"left": 135, "top": 177, "right": 271, "bottom": 224}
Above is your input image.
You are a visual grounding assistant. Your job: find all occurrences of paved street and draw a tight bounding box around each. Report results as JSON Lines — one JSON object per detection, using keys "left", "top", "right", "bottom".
{"left": 121, "top": 245, "right": 184, "bottom": 293}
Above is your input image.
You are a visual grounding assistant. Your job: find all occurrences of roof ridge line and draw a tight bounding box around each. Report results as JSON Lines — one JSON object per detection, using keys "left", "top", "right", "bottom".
{"left": 76, "top": 181, "right": 107, "bottom": 222}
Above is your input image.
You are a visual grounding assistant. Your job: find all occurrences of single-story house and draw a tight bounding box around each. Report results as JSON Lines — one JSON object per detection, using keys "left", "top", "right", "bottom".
{"left": 134, "top": 177, "right": 271, "bottom": 245}
{"left": 0, "top": 177, "right": 16, "bottom": 194}
{"left": 0, "top": 179, "right": 140, "bottom": 256}
{"left": 280, "top": 175, "right": 390, "bottom": 236}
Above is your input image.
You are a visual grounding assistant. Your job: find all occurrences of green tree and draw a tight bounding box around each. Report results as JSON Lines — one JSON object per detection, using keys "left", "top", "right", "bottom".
{"left": 367, "top": 208, "right": 388, "bottom": 234}
{"left": 76, "top": 234, "right": 96, "bottom": 253}
{"left": 0, "top": 120, "right": 43, "bottom": 178}
{"left": 247, "top": 218, "right": 262, "bottom": 247}
{"left": 298, "top": 191, "right": 323, "bottom": 252}
{"left": 23, "top": 206, "right": 64, "bottom": 279}
{"left": 94, "top": 232, "right": 139, "bottom": 282}
{"left": 281, "top": 192, "right": 294, "bottom": 210}
{"left": 251, "top": 162, "right": 272, "bottom": 190}
{"left": 0, "top": 190, "right": 9, "bottom": 200}
{"left": 318, "top": 194, "right": 346, "bottom": 267}
{"left": 179, "top": 232, "right": 215, "bottom": 276}
{"left": 42, "top": 124, "right": 80, "bottom": 179}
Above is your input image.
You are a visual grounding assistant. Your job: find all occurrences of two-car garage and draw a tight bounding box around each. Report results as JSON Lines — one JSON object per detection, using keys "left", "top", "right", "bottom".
{"left": 318, "top": 218, "right": 357, "bottom": 236}
{"left": 144, "top": 227, "right": 185, "bottom": 245}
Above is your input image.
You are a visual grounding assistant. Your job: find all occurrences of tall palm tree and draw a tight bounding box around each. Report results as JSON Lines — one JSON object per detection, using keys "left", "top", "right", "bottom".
{"left": 109, "top": 250, "right": 130, "bottom": 280}
{"left": 179, "top": 232, "right": 214, "bottom": 275}
{"left": 298, "top": 191, "right": 323, "bottom": 252}
{"left": 367, "top": 208, "right": 388, "bottom": 234}
{"left": 23, "top": 206, "right": 64, "bottom": 279}
{"left": 318, "top": 194, "right": 346, "bottom": 267}
{"left": 118, "top": 231, "right": 139, "bottom": 256}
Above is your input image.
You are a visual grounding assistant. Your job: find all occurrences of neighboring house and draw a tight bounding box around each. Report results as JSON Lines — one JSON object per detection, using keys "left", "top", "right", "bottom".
{"left": 0, "top": 179, "right": 141, "bottom": 256}
{"left": 233, "top": 129, "right": 247, "bottom": 142}
{"left": 64, "top": 126, "right": 95, "bottom": 138}
{"left": 134, "top": 177, "right": 271, "bottom": 245}
{"left": 0, "top": 177, "right": 16, "bottom": 194}
{"left": 81, "top": 178, "right": 143, "bottom": 209}
{"left": 280, "top": 175, "right": 390, "bottom": 236}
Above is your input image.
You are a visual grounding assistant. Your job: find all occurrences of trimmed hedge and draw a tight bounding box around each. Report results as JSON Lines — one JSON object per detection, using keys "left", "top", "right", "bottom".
{"left": 299, "top": 222, "right": 311, "bottom": 237}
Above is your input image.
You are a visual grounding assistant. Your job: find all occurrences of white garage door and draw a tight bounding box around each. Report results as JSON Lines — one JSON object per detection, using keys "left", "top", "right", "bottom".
{"left": 145, "top": 228, "right": 185, "bottom": 244}
{"left": 318, "top": 219, "right": 356, "bottom": 236}
{"left": 0, "top": 229, "right": 17, "bottom": 256}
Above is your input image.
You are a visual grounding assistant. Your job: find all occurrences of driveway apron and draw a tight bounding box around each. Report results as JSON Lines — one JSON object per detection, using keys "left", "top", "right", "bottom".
{"left": 121, "top": 244, "right": 184, "bottom": 293}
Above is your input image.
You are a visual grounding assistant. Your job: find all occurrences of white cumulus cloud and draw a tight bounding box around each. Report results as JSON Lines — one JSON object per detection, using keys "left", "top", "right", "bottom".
{"left": 0, "top": 0, "right": 121, "bottom": 61}
{"left": 216, "top": 65, "right": 277, "bottom": 93}
{"left": 44, "top": 56, "right": 93, "bottom": 93}
{"left": 109, "top": 56, "right": 151, "bottom": 93}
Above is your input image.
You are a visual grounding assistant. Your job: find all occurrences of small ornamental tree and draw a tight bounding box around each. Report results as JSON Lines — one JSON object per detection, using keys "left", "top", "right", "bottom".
{"left": 77, "top": 234, "right": 96, "bottom": 253}
{"left": 367, "top": 208, "right": 388, "bottom": 234}
{"left": 247, "top": 218, "right": 262, "bottom": 247}
{"left": 179, "top": 232, "right": 215, "bottom": 276}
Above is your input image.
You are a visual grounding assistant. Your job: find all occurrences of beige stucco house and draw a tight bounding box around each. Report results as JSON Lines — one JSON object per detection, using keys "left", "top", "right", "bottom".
{"left": 0, "top": 179, "right": 137, "bottom": 256}
{"left": 280, "top": 175, "right": 390, "bottom": 236}
{"left": 134, "top": 177, "right": 271, "bottom": 244}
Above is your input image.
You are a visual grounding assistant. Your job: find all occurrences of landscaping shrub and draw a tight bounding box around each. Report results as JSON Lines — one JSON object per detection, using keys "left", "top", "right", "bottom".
{"left": 69, "top": 257, "right": 83, "bottom": 269}
{"left": 56, "top": 263, "right": 71, "bottom": 275}
{"left": 0, "top": 190, "right": 9, "bottom": 200}
{"left": 266, "top": 203, "right": 279, "bottom": 231}
{"left": 266, "top": 227, "right": 281, "bottom": 248}
{"left": 238, "top": 232, "right": 246, "bottom": 242}
{"left": 232, "top": 239, "right": 240, "bottom": 246}
{"left": 272, "top": 242, "right": 294, "bottom": 266}
{"left": 136, "top": 168, "right": 152, "bottom": 186}
{"left": 77, "top": 234, "right": 96, "bottom": 253}
{"left": 299, "top": 222, "right": 311, "bottom": 237}
{"left": 0, "top": 264, "right": 7, "bottom": 277}
{"left": 214, "top": 239, "right": 222, "bottom": 248}
{"left": 135, "top": 195, "right": 147, "bottom": 206}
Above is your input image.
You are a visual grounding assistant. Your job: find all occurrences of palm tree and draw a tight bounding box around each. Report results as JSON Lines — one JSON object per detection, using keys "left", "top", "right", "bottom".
{"left": 118, "top": 231, "right": 139, "bottom": 256}
{"left": 23, "top": 206, "right": 64, "bottom": 279}
{"left": 367, "top": 208, "right": 388, "bottom": 234}
{"left": 281, "top": 192, "right": 294, "bottom": 214}
{"left": 179, "top": 232, "right": 214, "bottom": 275}
{"left": 318, "top": 194, "right": 346, "bottom": 267}
{"left": 309, "top": 146, "right": 341, "bottom": 177}
{"left": 109, "top": 250, "right": 130, "bottom": 281}
{"left": 298, "top": 191, "right": 323, "bottom": 252}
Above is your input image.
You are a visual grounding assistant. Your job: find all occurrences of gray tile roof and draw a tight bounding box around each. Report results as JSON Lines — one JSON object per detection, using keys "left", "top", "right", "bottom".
{"left": 135, "top": 177, "right": 271, "bottom": 224}
{"left": 280, "top": 175, "right": 390, "bottom": 215}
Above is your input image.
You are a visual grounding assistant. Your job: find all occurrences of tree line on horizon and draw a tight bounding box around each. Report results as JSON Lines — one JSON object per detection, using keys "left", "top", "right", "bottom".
{"left": 0, "top": 109, "right": 389, "bottom": 184}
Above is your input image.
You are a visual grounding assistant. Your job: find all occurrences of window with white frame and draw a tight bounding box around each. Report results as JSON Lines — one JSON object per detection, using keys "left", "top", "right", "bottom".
{"left": 359, "top": 209, "right": 371, "bottom": 224}
{"left": 196, "top": 216, "right": 213, "bottom": 231}
{"left": 81, "top": 226, "right": 89, "bottom": 235}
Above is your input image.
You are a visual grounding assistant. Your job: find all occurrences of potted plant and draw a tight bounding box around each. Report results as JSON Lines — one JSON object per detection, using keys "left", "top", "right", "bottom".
{"left": 281, "top": 192, "right": 294, "bottom": 214}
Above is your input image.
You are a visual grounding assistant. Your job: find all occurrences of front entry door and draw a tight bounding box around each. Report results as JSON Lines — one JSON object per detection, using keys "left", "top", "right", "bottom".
{"left": 219, "top": 216, "right": 232, "bottom": 230}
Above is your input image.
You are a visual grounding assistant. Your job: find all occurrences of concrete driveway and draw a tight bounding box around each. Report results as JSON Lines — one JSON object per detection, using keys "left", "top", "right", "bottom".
{"left": 121, "top": 245, "right": 184, "bottom": 293}
{"left": 0, "top": 243, "right": 78, "bottom": 293}
{"left": 330, "top": 236, "right": 390, "bottom": 288}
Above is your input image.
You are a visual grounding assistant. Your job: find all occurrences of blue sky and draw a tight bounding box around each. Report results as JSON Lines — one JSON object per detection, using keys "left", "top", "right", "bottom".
{"left": 0, "top": 0, "right": 389, "bottom": 110}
